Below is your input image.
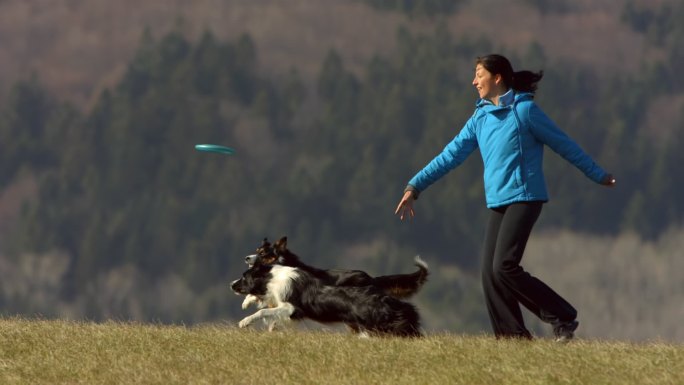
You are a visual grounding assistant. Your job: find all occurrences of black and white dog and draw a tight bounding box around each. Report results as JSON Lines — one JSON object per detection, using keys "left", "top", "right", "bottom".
{"left": 231, "top": 261, "right": 422, "bottom": 337}
{"left": 245, "top": 237, "right": 428, "bottom": 299}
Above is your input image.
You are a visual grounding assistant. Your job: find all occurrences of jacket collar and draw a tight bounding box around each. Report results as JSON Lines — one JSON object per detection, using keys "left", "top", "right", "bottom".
{"left": 476, "top": 91, "right": 533, "bottom": 111}
{"left": 499, "top": 88, "right": 515, "bottom": 107}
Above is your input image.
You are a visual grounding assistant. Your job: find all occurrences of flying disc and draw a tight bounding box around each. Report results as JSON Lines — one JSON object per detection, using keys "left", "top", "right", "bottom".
{"left": 195, "top": 144, "right": 235, "bottom": 155}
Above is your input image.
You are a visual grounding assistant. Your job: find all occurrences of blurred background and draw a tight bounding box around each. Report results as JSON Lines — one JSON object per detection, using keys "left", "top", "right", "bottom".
{"left": 0, "top": 0, "right": 682, "bottom": 341}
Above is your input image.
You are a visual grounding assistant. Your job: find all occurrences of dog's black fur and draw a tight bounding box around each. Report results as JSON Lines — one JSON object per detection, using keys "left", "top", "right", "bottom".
{"left": 231, "top": 261, "right": 422, "bottom": 337}
{"left": 247, "top": 236, "right": 428, "bottom": 299}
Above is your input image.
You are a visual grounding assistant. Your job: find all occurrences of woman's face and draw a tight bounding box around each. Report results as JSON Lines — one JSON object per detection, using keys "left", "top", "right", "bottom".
{"left": 472, "top": 64, "right": 502, "bottom": 100}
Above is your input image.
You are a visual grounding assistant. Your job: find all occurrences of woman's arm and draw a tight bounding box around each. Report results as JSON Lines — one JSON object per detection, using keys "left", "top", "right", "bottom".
{"left": 407, "top": 116, "right": 480, "bottom": 194}
{"left": 523, "top": 102, "right": 610, "bottom": 184}
{"left": 396, "top": 114, "right": 480, "bottom": 220}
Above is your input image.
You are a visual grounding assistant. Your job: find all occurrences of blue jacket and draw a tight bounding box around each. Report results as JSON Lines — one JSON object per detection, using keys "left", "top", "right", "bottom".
{"left": 407, "top": 91, "right": 608, "bottom": 208}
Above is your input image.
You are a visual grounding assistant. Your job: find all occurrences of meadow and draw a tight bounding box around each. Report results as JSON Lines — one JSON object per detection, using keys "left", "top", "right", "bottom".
{"left": 0, "top": 318, "right": 681, "bottom": 385}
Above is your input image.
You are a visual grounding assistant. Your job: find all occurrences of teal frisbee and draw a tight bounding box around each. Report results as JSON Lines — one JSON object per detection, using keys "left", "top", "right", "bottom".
{"left": 195, "top": 144, "right": 235, "bottom": 155}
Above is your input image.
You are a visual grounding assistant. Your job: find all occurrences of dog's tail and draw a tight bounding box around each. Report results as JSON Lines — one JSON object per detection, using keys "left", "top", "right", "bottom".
{"left": 371, "top": 256, "right": 428, "bottom": 299}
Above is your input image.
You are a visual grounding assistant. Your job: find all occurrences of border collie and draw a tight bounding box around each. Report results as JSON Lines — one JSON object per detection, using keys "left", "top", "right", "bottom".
{"left": 245, "top": 237, "right": 428, "bottom": 299}
{"left": 231, "top": 262, "right": 422, "bottom": 337}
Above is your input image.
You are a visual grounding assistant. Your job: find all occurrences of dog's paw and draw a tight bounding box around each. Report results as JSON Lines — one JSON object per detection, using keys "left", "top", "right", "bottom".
{"left": 238, "top": 317, "right": 253, "bottom": 328}
{"left": 242, "top": 295, "right": 257, "bottom": 310}
{"left": 358, "top": 331, "right": 371, "bottom": 339}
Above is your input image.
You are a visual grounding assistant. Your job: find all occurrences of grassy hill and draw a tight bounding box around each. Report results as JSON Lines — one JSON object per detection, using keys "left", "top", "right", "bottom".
{"left": 0, "top": 318, "right": 681, "bottom": 385}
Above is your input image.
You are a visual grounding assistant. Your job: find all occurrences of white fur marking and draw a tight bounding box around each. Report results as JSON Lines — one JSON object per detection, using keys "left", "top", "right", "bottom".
{"left": 414, "top": 255, "right": 428, "bottom": 270}
{"left": 265, "top": 265, "right": 299, "bottom": 304}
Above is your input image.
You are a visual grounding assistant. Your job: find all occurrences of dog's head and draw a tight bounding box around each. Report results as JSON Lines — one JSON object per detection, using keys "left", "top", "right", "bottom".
{"left": 230, "top": 262, "right": 272, "bottom": 296}
{"left": 244, "top": 238, "right": 278, "bottom": 267}
{"left": 244, "top": 237, "right": 292, "bottom": 267}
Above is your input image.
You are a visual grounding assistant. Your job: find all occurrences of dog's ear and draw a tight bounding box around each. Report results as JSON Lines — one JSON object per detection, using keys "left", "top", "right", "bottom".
{"left": 258, "top": 238, "right": 272, "bottom": 253}
{"left": 275, "top": 236, "right": 288, "bottom": 251}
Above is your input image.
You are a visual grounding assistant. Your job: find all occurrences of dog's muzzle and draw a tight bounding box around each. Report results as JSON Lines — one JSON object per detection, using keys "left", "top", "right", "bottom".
{"left": 245, "top": 254, "right": 258, "bottom": 267}
{"left": 230, "top": 279, "right": 243, "bottom": 295}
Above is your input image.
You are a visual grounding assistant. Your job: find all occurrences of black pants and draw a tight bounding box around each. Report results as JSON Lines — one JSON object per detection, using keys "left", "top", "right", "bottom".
{"left": 481, "top": 201, "right": 577, "bottom": 338}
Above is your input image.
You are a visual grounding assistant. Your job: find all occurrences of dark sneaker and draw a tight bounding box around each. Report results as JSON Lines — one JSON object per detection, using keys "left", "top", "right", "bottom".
{"left": 553, "top": 320, "right": 579, "bottom": 343}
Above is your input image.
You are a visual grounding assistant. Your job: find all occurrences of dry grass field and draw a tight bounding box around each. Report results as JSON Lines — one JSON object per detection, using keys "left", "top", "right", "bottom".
{"left": 0, "top": 318, "right": 682, "bottom": 385}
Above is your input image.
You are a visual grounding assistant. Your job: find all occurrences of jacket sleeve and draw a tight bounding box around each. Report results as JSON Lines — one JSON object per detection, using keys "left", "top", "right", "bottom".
{"left": 522, "top": 102, "right": 608, "bottom": 183}
{"left": 407, "top": 115, "right": 479, "bottom": 194}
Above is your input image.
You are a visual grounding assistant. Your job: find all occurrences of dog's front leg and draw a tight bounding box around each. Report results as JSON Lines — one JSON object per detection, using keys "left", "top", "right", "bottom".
{"left": 238, "top": 312, "right": 261, "bottom": 328}
{"left": 238, "top": 303, "right": 295, "bottom": 328}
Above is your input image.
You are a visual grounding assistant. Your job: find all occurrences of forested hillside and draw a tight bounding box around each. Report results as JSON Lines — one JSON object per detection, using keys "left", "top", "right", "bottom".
{"left": 0, "top": 0, "right": 682, "bottom": 340}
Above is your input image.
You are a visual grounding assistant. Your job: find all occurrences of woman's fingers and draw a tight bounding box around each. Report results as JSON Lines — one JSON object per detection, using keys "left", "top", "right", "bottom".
{"left": 394, "top": 200, "right": 405, "bottom": 216}
{"left": 395, "top": 199, "right": 415, "bottom": 220}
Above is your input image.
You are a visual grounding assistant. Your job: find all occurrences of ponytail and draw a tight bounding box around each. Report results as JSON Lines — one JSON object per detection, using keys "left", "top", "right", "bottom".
{"left": 511, "top": 70, "right": 544, "bottom": 93}
{"left": 476, "top": 55, "right": 544, "bottom": 94}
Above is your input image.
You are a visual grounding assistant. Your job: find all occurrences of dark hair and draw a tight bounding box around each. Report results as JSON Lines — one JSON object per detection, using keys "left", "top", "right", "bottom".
{"left": 475, "top": 54, "right": 544, "bottom": 94}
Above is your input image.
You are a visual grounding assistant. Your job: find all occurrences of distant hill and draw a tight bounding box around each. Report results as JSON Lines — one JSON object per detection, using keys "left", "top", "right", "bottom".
{"left": 0, "top": 0, "right": 663, "bottom": 108}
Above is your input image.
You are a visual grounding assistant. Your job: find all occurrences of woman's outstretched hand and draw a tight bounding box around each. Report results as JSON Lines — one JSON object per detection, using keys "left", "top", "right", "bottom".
{"left": 601, "top": 174, "right": 616, "bottom": 187}
{"left": 395, "top": 190, "right": 416, "bottom": 220}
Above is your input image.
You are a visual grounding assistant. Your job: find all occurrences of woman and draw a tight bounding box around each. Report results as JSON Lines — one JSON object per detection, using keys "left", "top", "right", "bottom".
{"left": 395, "top": 54, "right": 615, "bottom": 341}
